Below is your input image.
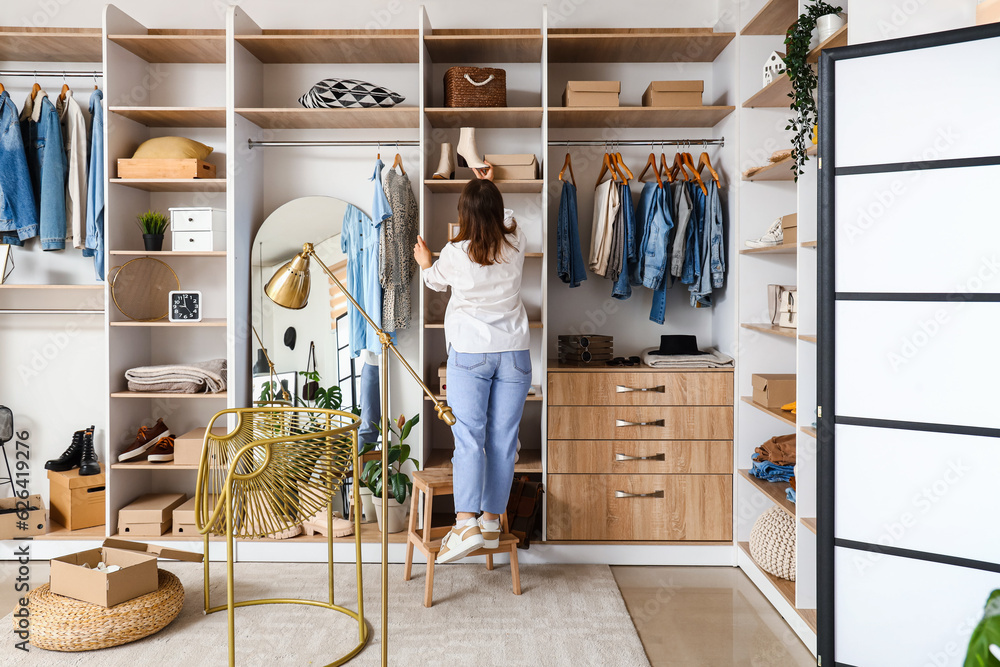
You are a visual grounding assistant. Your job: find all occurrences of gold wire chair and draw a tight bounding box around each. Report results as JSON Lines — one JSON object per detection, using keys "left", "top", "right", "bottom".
{"left": 195, "top": 407, "right": 370, "bottom": 666}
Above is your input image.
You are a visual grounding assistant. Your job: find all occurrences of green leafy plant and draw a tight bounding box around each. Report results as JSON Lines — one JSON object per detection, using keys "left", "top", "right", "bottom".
{"left": 299, "top": 369, "right": 343, "bottom": 410}
{"left": 135, "top": 209, "right": 170, "bottom": 235}
{"left": 784, "top": 0, "right": 842, "bottom": 180}
{"left": 358, "top": 413, "right": 420, "bottom": 505}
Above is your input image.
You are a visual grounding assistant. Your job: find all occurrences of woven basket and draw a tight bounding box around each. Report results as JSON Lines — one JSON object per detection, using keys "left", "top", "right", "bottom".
{"left": 444, "top": 67, "right": 506, "bottom": 107}
{"left": 749, "top": 506, "right": 796, "bottom": 581}
{"left": 15, "top": 569, "right": 184, "bottom": 651}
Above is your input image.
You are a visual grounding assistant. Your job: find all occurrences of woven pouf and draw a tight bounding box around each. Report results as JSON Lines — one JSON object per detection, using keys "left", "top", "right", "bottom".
{"left": 749, "top": 507, "right": 797, "bottom": 581}
{"left": 13, "top": 569, "right": 184, "bottom": 652}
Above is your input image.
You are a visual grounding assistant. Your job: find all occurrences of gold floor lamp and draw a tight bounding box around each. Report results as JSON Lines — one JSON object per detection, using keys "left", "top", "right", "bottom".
{"left": 266, "top": 242, "right": 456, "bottom": 667}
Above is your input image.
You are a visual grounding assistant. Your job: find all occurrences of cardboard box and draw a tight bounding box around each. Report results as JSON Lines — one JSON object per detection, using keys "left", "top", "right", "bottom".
{"left": 117, "top": 158, "right": 216, "bottom": 180}
{"left": 0, "top": 494, "right": 47, "bottom": 539}
{"left": 48, "top": 465, "right": 106, "bottom": 531}
{"left": 563, "top": 81, "right": 620, "bottom": 107}
{"left": 782, "top": 213, "right": 798, "bottom": 244}
{"left": 172, "top": 496, "right": 217, "bottom": 537}
{"left": 483, "top": 154, "right": 538, "bottom": 180}
{"left": 118, "top": 493, "right": 186, "bottom": 537}
{"left": 642, "top": 80, "right": 704, "bottom": 107}
{"left": 173, "top": 426, "right": 227, "bottom": 466}
{"left": 752, "top": 374, "right": 797, "bottom": 408}
{"left": 50, "top": 539, "right": 202, "bottom": 607}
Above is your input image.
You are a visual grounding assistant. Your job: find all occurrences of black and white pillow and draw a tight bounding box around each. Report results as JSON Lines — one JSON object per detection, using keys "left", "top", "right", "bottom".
{"left": 298, "top": 79, "right": 405, "bottom": 109}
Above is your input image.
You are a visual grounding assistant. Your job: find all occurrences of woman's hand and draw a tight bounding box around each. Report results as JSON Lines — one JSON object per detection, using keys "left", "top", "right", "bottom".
{"left": 413, "top": 235, "right": 433, "bottom": 270}
{"left": 472, "top": 161, "right": 494, "bottom": 182}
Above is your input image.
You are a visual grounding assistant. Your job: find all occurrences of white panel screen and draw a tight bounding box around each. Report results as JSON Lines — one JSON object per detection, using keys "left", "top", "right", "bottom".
{"left": 835, "top": 166, "right": 1000, "bottom": 294}
{"left": 834, "top": 36, "right": 1000, "bottom": 167}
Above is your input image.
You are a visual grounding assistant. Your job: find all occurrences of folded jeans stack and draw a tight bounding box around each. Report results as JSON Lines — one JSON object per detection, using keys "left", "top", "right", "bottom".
{"left": 125, "top": 358, "right": 227, "bottom": 394}
{"left": 750, "top": 433, "right": 796, "bottom": 484}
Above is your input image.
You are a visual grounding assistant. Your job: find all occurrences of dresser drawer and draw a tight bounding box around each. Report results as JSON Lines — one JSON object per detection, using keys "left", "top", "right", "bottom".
{"left": 547, "top": 371, "right": 732, "bottom": 406}
{"left": 548, "top": 406, "right": 733, "bottom": 440}
{"left": 548, "top": 440, "right": 732, "bottom": 474}
{"left": 546, "top": 474, "right": 733, "bottom": 541}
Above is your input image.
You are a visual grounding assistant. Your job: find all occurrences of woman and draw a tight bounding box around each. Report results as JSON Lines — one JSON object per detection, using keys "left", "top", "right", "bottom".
{"left": 413, "top": 164, "right": 531, "bottom": 563}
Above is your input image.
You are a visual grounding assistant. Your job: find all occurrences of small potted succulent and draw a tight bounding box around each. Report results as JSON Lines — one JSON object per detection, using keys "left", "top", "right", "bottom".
{"left": 136, "top": 210, "right": 170, "bottom": 251}
{"left": 359, "top": 413, "right": 419, "bottom": 534}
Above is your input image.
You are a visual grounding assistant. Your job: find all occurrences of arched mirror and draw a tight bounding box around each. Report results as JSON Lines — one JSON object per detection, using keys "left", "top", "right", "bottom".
{"left": 250, "top": 196, "right": 353, "bottom": 407}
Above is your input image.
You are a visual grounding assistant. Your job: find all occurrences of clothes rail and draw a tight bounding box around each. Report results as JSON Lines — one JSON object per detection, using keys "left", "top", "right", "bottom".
{"left": 0, "top": 69, "right": 103, "bottom": 78}
{"left": 548, "top": 138, "right": 724, "bottom": 147}
{"left": 248, "top": 139, "right": 420, "bottom": 150}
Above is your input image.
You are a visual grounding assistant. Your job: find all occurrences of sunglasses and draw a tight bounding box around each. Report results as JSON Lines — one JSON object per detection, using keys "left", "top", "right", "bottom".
{"left": 605, "top": 356, "right": 640, "bottom": 367}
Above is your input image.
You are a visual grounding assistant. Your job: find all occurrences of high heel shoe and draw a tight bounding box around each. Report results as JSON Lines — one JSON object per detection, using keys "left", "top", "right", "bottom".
{"left": 432, "top": 142, "right": 455, "bottom": 179}
{"left": 456, "top": 127, "right": 487, "bottom": 169}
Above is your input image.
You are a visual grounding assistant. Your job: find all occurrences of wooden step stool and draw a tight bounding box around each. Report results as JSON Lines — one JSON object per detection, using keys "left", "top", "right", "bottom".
{"left": 404, "top": 468, "right": 521, "bottom": 607}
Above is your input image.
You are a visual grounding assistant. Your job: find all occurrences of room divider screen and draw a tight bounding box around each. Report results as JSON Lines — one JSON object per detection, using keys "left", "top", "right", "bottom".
{"left": 817, "top": 22, "right": 1000, "bottom": 667}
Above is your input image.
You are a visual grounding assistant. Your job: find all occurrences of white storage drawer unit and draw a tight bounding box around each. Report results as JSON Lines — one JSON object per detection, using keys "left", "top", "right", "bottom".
{"left": 170, "top": 207, "right": 226, "bottom": 251}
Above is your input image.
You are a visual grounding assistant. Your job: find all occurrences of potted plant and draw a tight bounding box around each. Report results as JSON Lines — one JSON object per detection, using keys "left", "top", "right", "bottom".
{"left": 358, "top": 413, "right": 419, "bottom": 534}
{"left": 136, "top": 210, "right": 170, "bottom": 251}
{"left": 784, "top": 0, "right": 842, "bottom": 180}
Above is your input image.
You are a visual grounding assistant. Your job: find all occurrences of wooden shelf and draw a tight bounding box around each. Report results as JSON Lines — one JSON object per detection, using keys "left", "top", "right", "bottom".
{"left": 431, "top": 252, "right": 543, "bottom": 258}
{"left": 424, "top": 107, "right": 542, "bottom": 129}
{"left": 739, "top": 242, "right": 797, "bottom": 255}
{"left": 739, "top": 542, "right": 817, "bottom": 633}
{"left": 798, "top": 334, "right": 817, "bottom": 343}
{"left": 739, "top": 469, "right": 795, "bottom": 518}
{"left": 424, "top": 30, "right": 542, "bottom": 62}
{"left": 109, "top": 106, "right": 226, "bottom": 128}
{"left": 743, "top": 73, "right": 791, "bottom": 108}
{"left": 548, "top": 28, "right": 734, "bottom": 62}
{"left": 801, "top": 240, "right": 818, "bottom": 248}
{"left": 801, "top": 426, "right": 817, "bottom": 438}
{"left": 0, "top": 284, "right": 102, "bottom": 290}
{"left": 108, "top": 30, "right": 226, "bottom": 63}
{"left": 425, "top": 393, "right": 544, "bottom": 402}
{"left": 111, "top": 461, "right": 200, "bottom": 470}
{"left": 0, "top": 27, "right": 102, "bottom": 62}
{"left": 425, "top": 447, "right": 542, "bottom": 473}
{"left": 236, "top": 30, "right": 418, "bottom": 63}
{"left": 111, "top": 391, "right": 227, "bottom": 399}
{"left": 35, "top": 522, "right": 107, "bottom": 541}
{"left": 104, "top": 523, "right": 403, "bottom": 543}
{"left": 548, "top": 106, "right": 734, "bottom": 129}
{"left": 807, "top": 24, "right": 848, "bottom": 62}
{"left": 740, "top": 323, "right": 797, "bottom": 339}
{"left": 424, "top": 179, "right": 544, "bottom": 194}
{"left": 236, "top": 107, "right": 419, "bottom": 129}
{"left": 741, "top": 0, "right": 797, "bottom": 35}
{"left": 110, "top": 250, "right": 226, "bottom": 257}
{"left": 425, "top": 320, "right": 543, "bottom": 329}
{"left": 802, "top": 517, "right": 817, "bottom": 534}
{"left": 741, "top": 396, "right": 796, "bottom": 427}
{"left": 743, "top": 146, "right": 817, "bottom": 182}
{"left": 110, "top": 178, "right": 226, "bottom": 192}
{"left": 110, "top": 318, "right": 227, "bottom": 327}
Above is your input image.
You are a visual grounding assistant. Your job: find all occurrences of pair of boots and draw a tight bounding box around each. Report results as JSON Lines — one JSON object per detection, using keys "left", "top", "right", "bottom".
{"left": 45, "top": 426, "right": 101, "bottom": 476}
{"left": 432, "top": 127, "right": 487, "bottom": 179}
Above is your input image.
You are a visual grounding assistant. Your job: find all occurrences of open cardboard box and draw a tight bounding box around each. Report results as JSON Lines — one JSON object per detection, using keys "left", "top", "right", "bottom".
{"left": 50, "top": 539, "right": 202, "bottom": 607}
{"left": 0, "top": 494, "right": 47, "bottom": 539}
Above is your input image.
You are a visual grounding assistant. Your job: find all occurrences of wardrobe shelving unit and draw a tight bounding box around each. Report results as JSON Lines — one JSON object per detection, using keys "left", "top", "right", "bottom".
{"left": 741, "top": 0, "right": 798, "bottom": 36}
{"left": 108, "top": 106, "right": 227, "bottom": 127}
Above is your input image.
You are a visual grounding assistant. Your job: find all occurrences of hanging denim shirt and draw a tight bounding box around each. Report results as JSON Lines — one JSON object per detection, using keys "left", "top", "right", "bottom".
{"left": 680, "top": 182, "right": 706, "bottom": 287}
{"left": 85, "top": 89, "right": 105, "bottom": 279}
{"left": 370, "top": 157, "right": 392, "bottom": 225}
{"left": 0, "top": 91, "right": 38, "bottom": 246}
{"left": 556, "top": 180, "right": 586, "bottom": 288}
{"left": 341, "top": 203, "right": 383, "bottom": 357}
{"left": 32, "top": 95, "right": 68, "bottom": 250}
{"left": 636, "top": 181, "right": 673, "bottom": 291}
{"left": 668, "top": 181, "right": 693, "bottom": 280}
{"left": 19, "top": 94, "right": 41, "bottom": 210}
{"left": 649, "top": 183, "right": 675, "bottom": 325}
{"left": 689, "top": 180, "right": 725, "bottom": 307}
{"left": 611, "top": 182, "right": 636, "bottom": 300}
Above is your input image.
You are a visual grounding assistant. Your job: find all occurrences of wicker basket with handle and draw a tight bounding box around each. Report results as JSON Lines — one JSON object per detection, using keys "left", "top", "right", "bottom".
{"left": 444, "top": 67, "right": 507, "bottom": 107}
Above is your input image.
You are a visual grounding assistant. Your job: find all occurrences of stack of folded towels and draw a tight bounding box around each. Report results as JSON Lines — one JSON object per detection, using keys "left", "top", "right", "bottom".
{"left": 125, "top": 359, "right": 227, "bottom": 394}
{"left": 750, "top": 433, "right": 795, "bottom": 485}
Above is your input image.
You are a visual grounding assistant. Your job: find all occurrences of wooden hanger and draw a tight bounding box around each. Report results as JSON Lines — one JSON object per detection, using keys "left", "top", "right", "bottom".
{"left": 558, "top": 152, "right": 576, "bottom": 186}
{"left": 697, "top": 146, "right": 720, "bottom": 188}
{"left": 614, "top": 150, "right": 633, "bottom": 183}
{"left": 595, "top": 147, "right": 621, "bottom": 190}
{"left": 391, "top": 152, "right": 405, "bottom": 175}
{"left": 637, "top": 150, "right": 664, "bottom": 188}
{"left": 0, "top": 82, "right": 5, "bottom": 94}
{"left": 59, "top": 83, "right": 70, "bottom": 103}
{"left": 659, "top": 147, "right": 674, "bottom": 184}
{"left": 683, "top": 149, "right": 708, "bottom": 196}
{"left": 670, "top": 150, "right": 689, "bottom": 183}
{"left": 30, "top": 82, "right": 41, "bottom": 101}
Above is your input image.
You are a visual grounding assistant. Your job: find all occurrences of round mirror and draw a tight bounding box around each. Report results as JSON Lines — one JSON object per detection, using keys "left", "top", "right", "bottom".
{"left": 250, "top": 196, "right": 351, "bottom": 406}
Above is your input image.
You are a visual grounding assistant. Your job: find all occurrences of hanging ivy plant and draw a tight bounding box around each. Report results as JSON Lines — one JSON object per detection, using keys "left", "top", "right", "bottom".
{"left": 784, "top": 0, "right": 842, "bottom": 180}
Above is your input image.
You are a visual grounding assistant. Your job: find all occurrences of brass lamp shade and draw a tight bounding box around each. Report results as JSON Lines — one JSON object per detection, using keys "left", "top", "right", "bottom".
{"left": 265, "top": 245, "right": 313, "bottom": 310}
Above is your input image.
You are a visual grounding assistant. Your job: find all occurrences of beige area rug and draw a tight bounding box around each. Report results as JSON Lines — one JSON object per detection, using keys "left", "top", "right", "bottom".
{"left": 3, "top": 562, "right": 650, "bottom": 666}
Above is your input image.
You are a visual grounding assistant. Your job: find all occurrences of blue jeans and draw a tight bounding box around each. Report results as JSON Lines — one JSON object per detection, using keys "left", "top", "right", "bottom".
{"left": 556, "top": 181, "right": 586, "bottom": 288}
{"left": 0, "top": 92, "right": 38, "bottom": 246}
{"left": 611, "top": 183, "right": 636, "bottom": 300}
{"left": 447, "top": 348, "right": 531, "bottom": 514}
{"left": 358, "top": 361, "right": 381, "bottom": 446}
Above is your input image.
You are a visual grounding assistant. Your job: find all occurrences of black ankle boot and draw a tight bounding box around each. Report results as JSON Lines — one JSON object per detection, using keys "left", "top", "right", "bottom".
{"left": 45, "top": 430, "right": 85, "bottom": 472}
{"left": 79, "top": 426, "right": 101, "bottom": 476}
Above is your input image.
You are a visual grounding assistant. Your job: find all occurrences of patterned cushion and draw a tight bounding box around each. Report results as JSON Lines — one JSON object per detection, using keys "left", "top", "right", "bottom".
{"left": 298, "top": 79, "right": 405, "bottom": 109}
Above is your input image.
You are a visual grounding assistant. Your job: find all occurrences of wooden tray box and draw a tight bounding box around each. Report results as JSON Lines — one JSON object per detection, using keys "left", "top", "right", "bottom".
{"left": 117, "top": 158, "right": 216, "bottom": 179}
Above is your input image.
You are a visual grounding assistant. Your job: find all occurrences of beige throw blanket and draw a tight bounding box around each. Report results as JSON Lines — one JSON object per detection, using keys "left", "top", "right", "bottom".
{"left": 126, "top": 358, "right": 227, "bottom": 393}
{"left": 641, "top": 347, "right": 734, "bottom": 368}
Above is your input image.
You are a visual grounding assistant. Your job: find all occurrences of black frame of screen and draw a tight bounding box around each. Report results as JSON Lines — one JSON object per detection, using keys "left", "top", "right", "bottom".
{"left": 817, "top": 21, "right": 1000, "bottom": 667}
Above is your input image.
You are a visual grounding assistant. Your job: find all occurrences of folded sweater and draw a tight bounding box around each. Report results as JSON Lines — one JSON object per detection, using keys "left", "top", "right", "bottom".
{"left": 126, "top": 358, "right": 227, "bottom": 394}
{"left": 641, "top": 347, "right": 734, "bottom": 368}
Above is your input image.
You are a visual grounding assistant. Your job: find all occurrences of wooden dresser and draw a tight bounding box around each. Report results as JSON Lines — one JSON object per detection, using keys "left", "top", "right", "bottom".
{"left": 546, "top": 365, "right": 734, "bottom": 542}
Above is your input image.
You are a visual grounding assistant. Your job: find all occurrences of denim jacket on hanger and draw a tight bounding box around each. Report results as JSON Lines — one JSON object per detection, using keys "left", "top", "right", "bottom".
{"left": 35, "top": 95, "right": 68, "bottom": 250}
{"left": 636, "top": 180, "right": 674, "bottom": 291}
{"left": 0, "top": 91, "right": 39, "bottom": 245}
{"left": 84, "top": 88, "right": 105, "bottom": 279}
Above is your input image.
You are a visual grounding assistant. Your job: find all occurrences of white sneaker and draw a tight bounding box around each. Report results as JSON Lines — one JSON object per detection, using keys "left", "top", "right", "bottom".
{"left": 745, "top": 218, "right": 783, "bottom": 248}
{"left": 436, "top": 518, "right": 484, "bottom": 563}
{"left": 478, "top": 516, "right": 501, "bottom": 549}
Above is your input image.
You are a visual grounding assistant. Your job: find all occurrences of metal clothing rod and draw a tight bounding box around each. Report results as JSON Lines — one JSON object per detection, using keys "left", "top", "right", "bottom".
{"left": 0, "top": 69, "right": 103, "bottom": 78}
{"left": 548, "top": 138, "right": 725, "bottom": 147}
{"left": 0, "top": 309, "right": 103, "bottom": 315}
{"left": 248, "top": 139, "right": 420, "bottom": 150}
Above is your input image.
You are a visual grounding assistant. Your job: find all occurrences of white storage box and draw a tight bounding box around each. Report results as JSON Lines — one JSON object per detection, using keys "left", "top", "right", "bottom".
{"left": 169, "top": 207, "right": 226, "bottom": 251}
{"left": 173, "top": 230, "right": 226, "bottom": 252}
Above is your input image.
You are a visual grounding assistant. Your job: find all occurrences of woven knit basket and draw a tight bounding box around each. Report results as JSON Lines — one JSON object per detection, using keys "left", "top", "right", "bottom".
{"left": 444, "top": 67, "right": 507, "bottom": 107}
{"left": 14, "top": 569, "right": 184, "bottom": 651}
{"left": 749, "top": 506, "right": 797, "bottom": 581}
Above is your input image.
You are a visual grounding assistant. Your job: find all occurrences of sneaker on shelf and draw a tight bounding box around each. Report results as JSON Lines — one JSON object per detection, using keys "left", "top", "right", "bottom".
{"left": 745, "top": 218, "right": 783, "bottom": 248}
{"left": 147, "top": 436, "right": 176, "bottom": 463}
{"left": 44, "top": 429, "right": 86, "bottom": 472}
{"left": 118, "top": 418, "right": 171, "bottom": 462}
{"left": 436, "top": 517, "right": 484, "bottom": 564}
{"left": 478, "top": 516, "right": 501, "bottom": 550}
{"left": 79, "top": 425, "right": 101, "bottom": 476}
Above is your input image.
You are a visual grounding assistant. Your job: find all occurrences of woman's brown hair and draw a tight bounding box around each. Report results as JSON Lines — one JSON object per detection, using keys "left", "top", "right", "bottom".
{"left": 454, "top": 179, "right": 518, "bottom": 266}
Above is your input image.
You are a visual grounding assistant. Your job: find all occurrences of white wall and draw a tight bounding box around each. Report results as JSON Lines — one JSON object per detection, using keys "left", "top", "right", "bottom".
{"left": 848, "top": 0, "right": 976, "bottom": 44}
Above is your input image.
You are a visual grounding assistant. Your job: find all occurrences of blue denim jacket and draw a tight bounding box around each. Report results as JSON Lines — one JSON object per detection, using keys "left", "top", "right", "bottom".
{"left": 34, "top": 96, "right": 68, "bottom": 250}
{"left": 680, "top": 182, "right": 705, "bottom": 286}
{"left": 637, "top": 181, "right": 674, "bottom": 291}
{"left": 556, "top": 181, "right": 586, "bottom": 288}
{"left": 0, "top": 92, "right": 38, "bottom": 245}
{"left": 85, "top": 88, "right": 105, "bottom": 279}
{"left": 689, "top": 180, "right": 725, "bottom": 306}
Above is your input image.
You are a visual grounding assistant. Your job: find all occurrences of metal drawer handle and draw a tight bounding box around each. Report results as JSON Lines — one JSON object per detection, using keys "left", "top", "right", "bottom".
{"left": 615, "top": 490, "right": 664, "bottom": 499}
{"left": 615, "top": 419, "right": 664, "bottom": 428}
{"left": 615, "top": 452, "right": 665, "bottom": 462}
{"left": 616, "top": 385, "right": 665, "bottom": 393}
